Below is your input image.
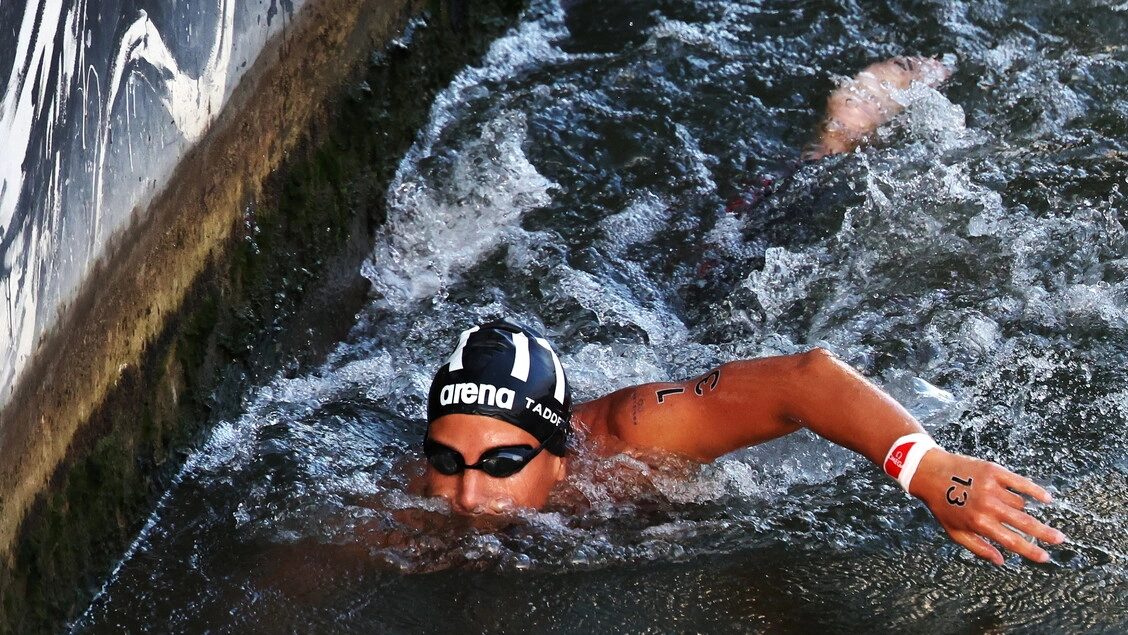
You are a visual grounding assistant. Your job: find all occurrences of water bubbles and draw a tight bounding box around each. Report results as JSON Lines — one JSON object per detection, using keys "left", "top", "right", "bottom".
{"left": 959, "top": 314, "right": 1002, "bottom": 356}
{"left": 1062, "top": 282, "right": 1128, "bottom": 332}
{"left": 714, "top": 460, "right": 761, "bottom": 498}
{"left": 512, "top": 553, "right": 534, "bottom": 570}
{"left": 596, "top": 192, "right": 672, "bottom": 246}
{"left": 568, "top": 545, "right": 594, "bottom": 567}
{"left": 744, "top": 246, "right": 825, "bottom": 325}
{"left": 967, "top": 209, "right": 1008, "bottom": 237}
{"left": 363, "top": 108, "right": 557, "bottom": 312}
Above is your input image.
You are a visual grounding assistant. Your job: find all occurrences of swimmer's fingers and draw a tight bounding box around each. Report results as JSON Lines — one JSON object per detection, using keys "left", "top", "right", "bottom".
{"left": 912, "top": 451, "right": 1065, "bottom": 564}
{"left": 995, "top": 486, "right": 1029, "bottom": 510}
{"left": 982, "top": 468, "right": 1067, "bottom": 555}
{"left": 934, "top": 495, "right": 1038, "bottom": 565}
{"left": 976, "top": 501, "right": 1063, "bottom": 564}
{"left": 993, "top": 466, "right": 1054, "bottom": 504}
{"left": 948, "top": 522, "right": 1049, "bottom": 567}
{"left": 948, "top": 529, "right": 1004, "bottom": 566}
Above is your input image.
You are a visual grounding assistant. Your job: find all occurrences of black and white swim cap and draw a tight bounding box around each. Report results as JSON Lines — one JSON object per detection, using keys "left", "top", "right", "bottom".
{"left": 427, "top": 320, "right": 571, "bottom": 456}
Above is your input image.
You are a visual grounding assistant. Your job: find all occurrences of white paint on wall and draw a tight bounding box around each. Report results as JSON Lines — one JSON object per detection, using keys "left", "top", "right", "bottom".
{"left": 0, "top": 0, "right": 306, "bottom": 407}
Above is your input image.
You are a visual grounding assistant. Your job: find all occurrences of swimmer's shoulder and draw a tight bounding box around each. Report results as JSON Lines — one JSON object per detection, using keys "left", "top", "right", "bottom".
{"left": 572, "top": 385, "right": 649, "bottom": 439}
{"left": 572, "top": 381, "right": 697, "bottom": 451}
{"left": 572, "top": 396, "right": 614, "bottom": 437}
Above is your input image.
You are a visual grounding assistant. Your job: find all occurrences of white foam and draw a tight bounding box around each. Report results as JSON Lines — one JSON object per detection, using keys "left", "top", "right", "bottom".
{"left": 362, "top": 109, "right": 557, "bottom": 309}
{"left": 744, "top": 246, "right": 826, "bottom": 324}
{"left": 360, "top": 0, "right": 585, "bottom": 312}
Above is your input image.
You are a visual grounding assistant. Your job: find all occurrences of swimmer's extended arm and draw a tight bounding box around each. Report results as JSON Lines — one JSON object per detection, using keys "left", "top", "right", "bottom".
{"left": 577, "top": 348, "right": 921, "bottom": 462}
{"left": 575, "top": 348, "right": 1064, "bottom": 564}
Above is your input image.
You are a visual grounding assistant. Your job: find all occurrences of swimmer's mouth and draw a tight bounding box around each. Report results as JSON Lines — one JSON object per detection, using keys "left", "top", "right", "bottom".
{"left": 453, "top": 498, "right": 520, "bottom": 516}
{"left": 448, "top": 507, "right": 531, "bottom": 532}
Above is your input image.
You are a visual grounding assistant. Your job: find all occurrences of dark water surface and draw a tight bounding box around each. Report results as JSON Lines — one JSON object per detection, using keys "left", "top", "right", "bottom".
{"left": 77, "top": 0, "right": 1127, "bottom": 631}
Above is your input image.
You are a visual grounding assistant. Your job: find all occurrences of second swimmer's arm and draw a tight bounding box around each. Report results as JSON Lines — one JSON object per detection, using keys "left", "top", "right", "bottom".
{"left": 804, "top": 56, "right": 952, "bottom": 160}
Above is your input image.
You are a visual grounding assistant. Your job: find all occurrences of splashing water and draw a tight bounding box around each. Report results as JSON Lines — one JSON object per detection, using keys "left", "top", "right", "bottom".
{"left": 78, "top": 0, "right": 1128, "bottom": 631}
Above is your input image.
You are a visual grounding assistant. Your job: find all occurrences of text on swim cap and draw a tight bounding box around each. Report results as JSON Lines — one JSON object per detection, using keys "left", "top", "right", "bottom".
{"left": 526, "top": 397, "right": 565, "bottom": 426}
{"left": 439, "top": 382, "right": 516, "bottom": 410}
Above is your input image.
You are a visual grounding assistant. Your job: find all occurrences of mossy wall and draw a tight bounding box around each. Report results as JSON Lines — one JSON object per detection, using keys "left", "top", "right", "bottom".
{"left": 0, "top": 0, "right": 525, "bottom": 631}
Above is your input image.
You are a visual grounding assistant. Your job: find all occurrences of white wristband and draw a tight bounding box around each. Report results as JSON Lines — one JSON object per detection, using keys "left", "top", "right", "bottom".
{"left": 882, "top": 432, "right": 939, "bottom": 493}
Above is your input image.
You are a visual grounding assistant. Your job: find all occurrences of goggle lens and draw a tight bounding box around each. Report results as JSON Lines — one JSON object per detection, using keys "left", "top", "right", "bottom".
{"left": 424, "top": 438, "right": 547, "bottom": 478}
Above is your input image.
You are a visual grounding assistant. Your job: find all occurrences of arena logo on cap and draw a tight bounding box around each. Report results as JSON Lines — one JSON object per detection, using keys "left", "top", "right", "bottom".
{"left": 440, "top": 382, "right": 516, "bottom": 410}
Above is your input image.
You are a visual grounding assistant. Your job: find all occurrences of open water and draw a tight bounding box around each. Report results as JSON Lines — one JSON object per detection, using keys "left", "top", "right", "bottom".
{"left": 77, "top": 0, "right": 1127, "bottom": 631}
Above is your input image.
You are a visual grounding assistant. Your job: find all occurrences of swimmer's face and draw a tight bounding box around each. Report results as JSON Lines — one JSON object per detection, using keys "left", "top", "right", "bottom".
{"left": 423, "top": 414, "right": 566, "bottom": 514}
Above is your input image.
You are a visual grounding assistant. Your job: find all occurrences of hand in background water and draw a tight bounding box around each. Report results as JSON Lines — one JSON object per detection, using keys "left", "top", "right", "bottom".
{"left": 803, "top": 55, "right": 953, "bottom": 160}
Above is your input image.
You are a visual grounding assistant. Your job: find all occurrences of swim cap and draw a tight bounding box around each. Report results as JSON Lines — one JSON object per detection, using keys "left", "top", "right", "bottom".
{"left": 427, "top": 320, "right": 571, "bottom": 456}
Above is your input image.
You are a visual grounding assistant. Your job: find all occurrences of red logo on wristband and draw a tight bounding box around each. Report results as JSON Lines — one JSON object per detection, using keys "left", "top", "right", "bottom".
{"left": 884, "top": 441, "right": 914, "bottom": 478}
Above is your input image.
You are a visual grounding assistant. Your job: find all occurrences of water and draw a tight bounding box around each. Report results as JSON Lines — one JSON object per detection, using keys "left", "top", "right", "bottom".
{"left": 77, "top": 0, "right": 1128, "bottom": 631}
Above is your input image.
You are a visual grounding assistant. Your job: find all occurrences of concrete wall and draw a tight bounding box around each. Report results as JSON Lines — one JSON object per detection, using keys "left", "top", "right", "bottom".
{"left": 1, "top": 0, "right": 312, "bottom": 411}
{"left": 0, "top": 0, "right": 526, "bottom": 630}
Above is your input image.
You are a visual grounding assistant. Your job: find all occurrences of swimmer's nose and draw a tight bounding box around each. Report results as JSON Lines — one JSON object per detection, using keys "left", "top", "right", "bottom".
{"left": 454, "top": 470, "right": 514, "bottom": 515}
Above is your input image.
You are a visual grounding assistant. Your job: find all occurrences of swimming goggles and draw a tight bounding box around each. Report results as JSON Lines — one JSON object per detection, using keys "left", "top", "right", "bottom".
{"left": 423, "top": 427, "right": 561, "bottom": 478}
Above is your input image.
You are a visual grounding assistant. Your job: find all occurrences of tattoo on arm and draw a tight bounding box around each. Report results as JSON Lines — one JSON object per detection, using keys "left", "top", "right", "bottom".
{"left": 694, "top": 370, "right": 720, "bottom": 395}
{"left": 946, "top": 475, "right": 973, "bottom": 506}
{"left": 654, "top": 369, "right": 722, "bottom": 404}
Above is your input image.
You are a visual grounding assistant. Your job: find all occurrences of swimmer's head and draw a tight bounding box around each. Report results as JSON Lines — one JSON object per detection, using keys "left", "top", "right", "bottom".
{"left": 427, "top": 320, "right": 571, "bottom": 455}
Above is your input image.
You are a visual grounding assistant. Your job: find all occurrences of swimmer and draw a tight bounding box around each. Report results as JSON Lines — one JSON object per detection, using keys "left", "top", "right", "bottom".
{"left": 420, "top": 320, "right": 1066, "bottom": 566}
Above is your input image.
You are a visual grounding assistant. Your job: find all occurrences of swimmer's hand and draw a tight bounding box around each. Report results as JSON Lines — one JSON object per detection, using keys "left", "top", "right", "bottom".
{"left": 909, "top": 449, "right": 1066, "bottom": 565}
